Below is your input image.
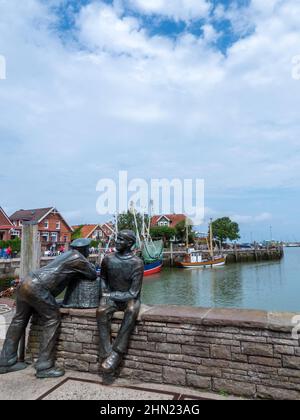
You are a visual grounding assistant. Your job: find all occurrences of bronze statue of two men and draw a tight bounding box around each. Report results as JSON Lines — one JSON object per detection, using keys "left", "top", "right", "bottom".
{"left": 0, "top": 230, "right": 144, "bottom": 378}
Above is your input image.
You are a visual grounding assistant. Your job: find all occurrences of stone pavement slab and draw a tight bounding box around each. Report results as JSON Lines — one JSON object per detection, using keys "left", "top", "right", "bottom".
{"left": 0, "top": 367, "right": 243, "bottom": 400}
{"left": 41, "top": 378, "right": 174, "bottom": 401}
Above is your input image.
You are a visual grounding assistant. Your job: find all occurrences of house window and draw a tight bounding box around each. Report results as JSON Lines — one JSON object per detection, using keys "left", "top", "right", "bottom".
{"left": 56, "top": 222, "right": 61, "bottom": 230}
{"left": 10, "top": 229, "right": 20, "bottom": 238}
{"left": 159, "top": 221, "right": 169, "bottom": 227}
{"left": 64, "top": 236, "right": 67, "bottom": 243}
{"left": 41, "top": 232, "right": 49, "bottom": 242}
{"left": 19, "top": 220, "right": 23, "bottom": 227}
{"left": 51, "top": 233, "right": 58, "bottom": 243}
{"left": 44, "top": 220, "right": 49, "bottom": 229}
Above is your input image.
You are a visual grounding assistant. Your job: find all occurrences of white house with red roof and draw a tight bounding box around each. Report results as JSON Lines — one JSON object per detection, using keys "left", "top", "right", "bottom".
{"left": 151, "top": 214, "right": 187, "bottom": 229}
{"left": 72, "top": 223, "right": 115, "bottom": 242}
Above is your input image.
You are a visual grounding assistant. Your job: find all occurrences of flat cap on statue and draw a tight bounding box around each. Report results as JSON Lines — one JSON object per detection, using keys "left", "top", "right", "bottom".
{"left": 70, "top": 238, "right": 92, "bottom": 248}
{"left": 118, "top": 230, "right": 137, "bottom": 243}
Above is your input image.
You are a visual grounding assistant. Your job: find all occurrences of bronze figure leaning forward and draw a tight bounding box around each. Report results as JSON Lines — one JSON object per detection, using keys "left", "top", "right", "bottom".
{"left": 97, "top": 230, "right": 144, "bottom": 374}
{"left": 0, "top": 238, "right": 97, "bottom": 378}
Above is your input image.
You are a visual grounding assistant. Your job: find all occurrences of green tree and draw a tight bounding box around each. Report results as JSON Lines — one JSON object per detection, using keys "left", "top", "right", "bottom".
{"left": 0, "top": 238, "right": 21, "bottom": 254}
{"left": 71, "top": 225, "right": 83, "bottom": 240}
{"left": 117, "top": 211, "right": 149, "bottom": 235}
{"left": 150, "top": 226, "right": 176, "bottom": 243}
{"left": 175, "top": 220, "right": 195, "bottom": 243}
{"left": 90, "top": 240, "right": 101, "bottom": 249}
{"left": 211, "top": 217, "right": 240, "bottom": 245}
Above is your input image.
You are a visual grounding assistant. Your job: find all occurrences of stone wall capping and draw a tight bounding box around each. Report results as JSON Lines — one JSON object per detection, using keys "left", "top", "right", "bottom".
{"left": 202, "top": 308, "right": 268, "bottom": 329}
{"left": 140, "top": 305, "right": 299, "bottom": 333}
{"left": 140, "top": 305, "right": 211, "bottom": 324}
{"left": 60, "top": 304, "right": 153, "bottom": 322}
{"left": 267, "top": 312, "right": 299, "bottom": 333}
{"left": 60, "top": 308, "right": 97, "bottom": 318}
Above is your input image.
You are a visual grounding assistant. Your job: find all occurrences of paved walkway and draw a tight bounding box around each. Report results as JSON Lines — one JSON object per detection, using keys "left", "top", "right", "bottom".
{"left": 0, "top": 298, "right": 15, "bottom": 308}
{"left": 0, "top": 366, "right": 242, "bottom": 400}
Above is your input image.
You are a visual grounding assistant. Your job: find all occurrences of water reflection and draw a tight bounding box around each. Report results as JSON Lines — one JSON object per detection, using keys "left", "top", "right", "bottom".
{"left": 141, "top": 248, "right": 300, "bottom": 312}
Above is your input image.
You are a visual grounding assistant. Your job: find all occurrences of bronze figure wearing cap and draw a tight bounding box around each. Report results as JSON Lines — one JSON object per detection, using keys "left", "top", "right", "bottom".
{"left": 96, "top": 230, "right": 144, "bottom": 373}
{"left": 0, "top": 239, "right": 97, "bottom": 378}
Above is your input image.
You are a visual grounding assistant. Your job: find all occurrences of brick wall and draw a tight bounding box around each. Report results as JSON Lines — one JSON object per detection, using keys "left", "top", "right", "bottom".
{"left": 38, "top": 211, "right": 72, "bottom": 243}
{"left": 27, "top": 305, "right": 300, "bottom": 400}
{"left": 0, "top": 209, "right": 12, "bottom": 226}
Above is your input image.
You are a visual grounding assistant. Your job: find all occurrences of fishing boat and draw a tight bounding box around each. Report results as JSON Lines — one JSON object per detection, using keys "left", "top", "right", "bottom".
{"left": 144, "top": 259, "right": 163, "bottom": 276}
{"left": 176, "top": 218, "right": 225, "bottom": 269}
{"left": 132, "top": 205, "right": 164, "bottom": 276}
{"left": 176, "top": 252, "right": 225, "bottom": 269}
{"left": 141, "top": 237, "right": 164, "bottom": 276}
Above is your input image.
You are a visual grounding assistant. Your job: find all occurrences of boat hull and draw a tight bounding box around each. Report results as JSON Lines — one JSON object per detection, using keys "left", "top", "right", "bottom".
{"left": 144, "top": 260, "right": 163, "bottom": 276}
{"left": 176, "top": 257, "right": 226, "bottom": 269}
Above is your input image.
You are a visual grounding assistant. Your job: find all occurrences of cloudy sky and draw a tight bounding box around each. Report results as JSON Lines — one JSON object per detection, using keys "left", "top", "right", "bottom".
{"left": 0, "top": 0, "right": 300, "bottom": 241}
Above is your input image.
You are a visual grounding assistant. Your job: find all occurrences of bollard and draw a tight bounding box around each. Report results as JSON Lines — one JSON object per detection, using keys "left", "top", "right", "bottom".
{"left": 18, "top": 222, "right": 40, "bottom": 362}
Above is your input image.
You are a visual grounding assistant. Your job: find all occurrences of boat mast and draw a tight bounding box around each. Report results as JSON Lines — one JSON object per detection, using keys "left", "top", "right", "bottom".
{"left": 186, "top": 218, "right": 189, "bottom": 249}
{"left": 209, "top": 218, "right": 214, "bottom": 260}
{"left": 148, "top": 200, "right": 153, "bottom": 237}
{"left": 115, "top": 212, "right": 119, "bottom": 238}
{"left": 130, "top": 202, "right": 142, "bottom": 249}
{"left": 142, "top": 209, "right": 146, "bottom": 241}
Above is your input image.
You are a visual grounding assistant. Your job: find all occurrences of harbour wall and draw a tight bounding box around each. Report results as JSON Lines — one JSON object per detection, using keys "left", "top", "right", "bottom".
{"left": 163, "top": 247, "right": 283, "bottom": 266}
{"left": 27, "top": 305, "right": 300, "bottom": 400}
{"left": 0, "top": 248, "right": 284, "bottom": 281}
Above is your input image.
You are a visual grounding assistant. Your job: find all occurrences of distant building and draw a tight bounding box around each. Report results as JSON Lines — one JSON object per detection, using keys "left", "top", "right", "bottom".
{"left": 10, "top": 207, "right": 73, "bottom": 250}
{"left": 72, "top": 224, "right": 103, "bottom": 241}
{"left": 0, "top": 206, "right": 15, "bottom": 241}
{"left": 72, "top": 223, "right": 115, "bottom": 243}
{"left": 100, "top": 223, "right": 115, "bottom": 241}
{"left": 151, "top": 214, "right": 187, "bottom": 229}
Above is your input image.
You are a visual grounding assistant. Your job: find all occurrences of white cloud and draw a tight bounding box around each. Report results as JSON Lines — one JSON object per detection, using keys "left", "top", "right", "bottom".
{"left": 77, "top": 3, "right": 150, "bottom": 57}
{"left": 202, "top": 24, "right": 219, "bottom": 43}
{"left": 232, "top": 213, "right": 273, "bottom": 224}
{"left": 127, "top": 0, "right": 211, "bottom": 22}
{"left": 0, "top": 0, "right": 300, "bottom": 233}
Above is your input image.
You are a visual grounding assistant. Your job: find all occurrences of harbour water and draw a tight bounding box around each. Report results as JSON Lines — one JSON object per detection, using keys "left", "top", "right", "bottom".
{"left": 142, "top": 247, "right": 300, "bottom": 313}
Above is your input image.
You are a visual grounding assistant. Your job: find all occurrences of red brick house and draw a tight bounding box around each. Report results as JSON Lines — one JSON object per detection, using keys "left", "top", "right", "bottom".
{"left": 151, "top": 214, "right": 187, "bottom": 229}
{"left": 72, "top": 223, "right": 115, "bottom": 243}
{"left": 0, "top": 206, "right": 15, "bottom": 241}
{"left": 10, "top": 207, "right": 73, "bottom": 251}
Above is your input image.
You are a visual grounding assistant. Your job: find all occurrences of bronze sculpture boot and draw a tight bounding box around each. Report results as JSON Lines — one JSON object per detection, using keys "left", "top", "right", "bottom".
{"left": 36, "top": 367, "right": 65, "bottom": 379}
{"left": 101, "top": 351, "right": 122, "bottom": 373}
{"left": 0, "top": 362, "right": 28, "bottom": 374}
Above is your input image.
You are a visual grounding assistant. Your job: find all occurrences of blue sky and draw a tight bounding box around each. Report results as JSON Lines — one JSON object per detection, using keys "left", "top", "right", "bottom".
{"left": 0, "top": 0, "right": 300, "bottom": 241}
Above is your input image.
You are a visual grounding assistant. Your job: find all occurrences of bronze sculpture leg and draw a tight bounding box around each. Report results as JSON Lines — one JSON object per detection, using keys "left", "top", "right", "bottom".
{"left": 32, "top": 293, "right": 61, "bottom": 373}
{"left": 96, "top": 299, "right": 140, "bottom": 373}
{"left": 113, "top": 299, "right": 140, "bottom": 355}
{"left": 0, "top": 298, "right": 32, "bottom": 371}
{"left": 96, "top": 300, "right": 118, "bottom": 359}
{"left": 0, "top": 279, "right": 63, "bottom": 377}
